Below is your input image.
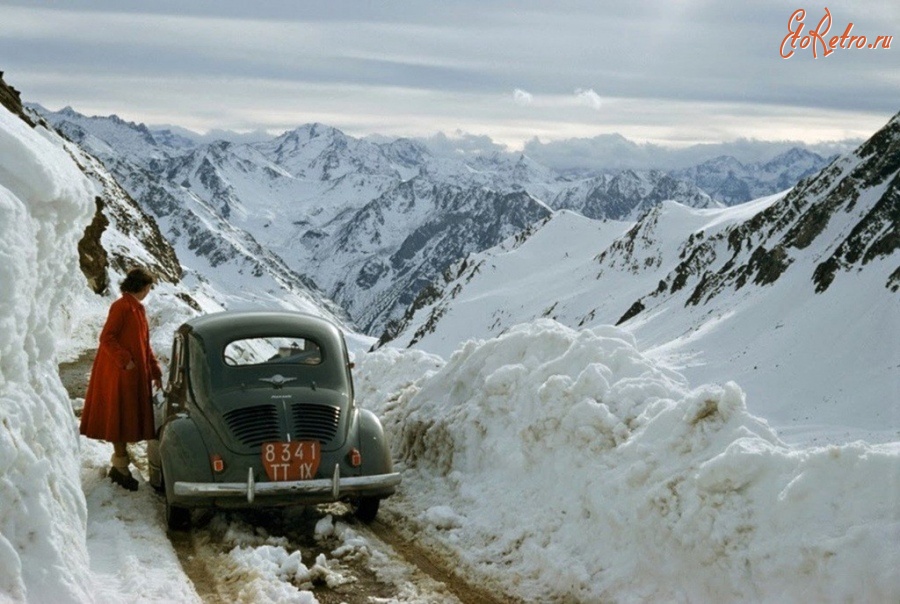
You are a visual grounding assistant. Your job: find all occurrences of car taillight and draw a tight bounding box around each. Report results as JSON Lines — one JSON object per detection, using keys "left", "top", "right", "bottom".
{"left": 349, "top": 448, "right": 362, "bottom": 467}
{"left": 211, "top": 454, "right": 225, "bottom": 473}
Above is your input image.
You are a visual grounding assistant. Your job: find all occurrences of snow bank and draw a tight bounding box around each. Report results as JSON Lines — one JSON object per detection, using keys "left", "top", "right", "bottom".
{"left": 354, "top": 346, "right": 443, "bottom": 411}
{"left": 358, "top": 320, "right": 900, "bottom": 603}
{"left": 77, "top": 439, "right": 200, "bottom": 603}
{"left": 0, "top": 108, "right": 95, "bottom": 601}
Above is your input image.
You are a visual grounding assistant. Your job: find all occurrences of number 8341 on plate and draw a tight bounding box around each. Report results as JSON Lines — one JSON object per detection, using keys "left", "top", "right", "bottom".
{"left": 261, "top": 441, "right": 321, "bottom": 481}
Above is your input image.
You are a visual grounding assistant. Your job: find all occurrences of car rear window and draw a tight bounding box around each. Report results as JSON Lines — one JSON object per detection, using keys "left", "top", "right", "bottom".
{"left": 223, "top": 336, "right": 323, "bottom": 367}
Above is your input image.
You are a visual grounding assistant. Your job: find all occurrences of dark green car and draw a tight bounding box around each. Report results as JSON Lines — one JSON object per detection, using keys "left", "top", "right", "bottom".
{"left": 148, "top": 311, "right": 400, "bottom": 529}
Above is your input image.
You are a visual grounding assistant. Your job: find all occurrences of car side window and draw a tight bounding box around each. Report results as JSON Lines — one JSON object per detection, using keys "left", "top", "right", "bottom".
{"left": 223, "top": 336, "right": 323, "bottom": 367}
{"left": 167, "top": 334, "right": 184, "bottom": 390}
{"left": 188, "top": 334, "right": 211, "bottom": 400}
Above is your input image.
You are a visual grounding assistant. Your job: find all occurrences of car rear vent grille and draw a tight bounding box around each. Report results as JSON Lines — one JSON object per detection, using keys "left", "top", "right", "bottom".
{"left": 291, "top": 404, "right": 341, "bottom": 444}
{"left": 223, "top": 404, "right": 281, "bottom": 447}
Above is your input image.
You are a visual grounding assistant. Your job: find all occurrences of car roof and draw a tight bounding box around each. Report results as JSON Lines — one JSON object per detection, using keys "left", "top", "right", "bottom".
{"left": 181, "top": 311, "right": 345, "bottom": 345}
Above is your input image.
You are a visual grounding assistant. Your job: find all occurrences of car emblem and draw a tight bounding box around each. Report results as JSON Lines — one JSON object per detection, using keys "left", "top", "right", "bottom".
{"left": 258, "top": 374, "right": 297, "bottom": 388}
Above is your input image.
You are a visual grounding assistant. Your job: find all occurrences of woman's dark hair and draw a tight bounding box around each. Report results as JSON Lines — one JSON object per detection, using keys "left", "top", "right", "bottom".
{"left": 120, "top": 267, "right": 156, "bottom": 294}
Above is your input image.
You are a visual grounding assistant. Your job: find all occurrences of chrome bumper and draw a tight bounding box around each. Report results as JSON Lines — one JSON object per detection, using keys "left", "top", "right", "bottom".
{"left": 174, "top": 464, "right": 401, "bottom": 503}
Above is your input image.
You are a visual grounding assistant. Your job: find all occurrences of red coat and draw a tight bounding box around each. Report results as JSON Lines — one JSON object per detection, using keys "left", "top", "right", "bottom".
{"left": 80, "top": 294, "right": 162, "bottom": 442}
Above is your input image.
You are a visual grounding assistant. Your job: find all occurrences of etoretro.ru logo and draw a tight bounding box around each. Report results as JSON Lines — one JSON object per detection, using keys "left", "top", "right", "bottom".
{"left": 780, "top": 8, "right": 893, "bottom": 59}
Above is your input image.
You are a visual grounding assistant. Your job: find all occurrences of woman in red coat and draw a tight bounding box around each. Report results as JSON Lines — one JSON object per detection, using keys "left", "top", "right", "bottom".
{"left": 80, "top": 267, "right": 162, "bottom": 491}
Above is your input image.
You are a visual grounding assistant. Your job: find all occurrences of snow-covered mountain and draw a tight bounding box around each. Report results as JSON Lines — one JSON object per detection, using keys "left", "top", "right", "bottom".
{"left": 672, "top": 147, "right": 831, "bottom": 204}
{"left": 33, "top": 108, "right": 351, "bottom": 321}
{"left": 31, "top": 104, "right": 830, "bottom": 335}
{"left": 550, "top": 169, "right": 721, "bottom": 220}
{"left": 380, "top": 113, "right": 900, "bottom": 443}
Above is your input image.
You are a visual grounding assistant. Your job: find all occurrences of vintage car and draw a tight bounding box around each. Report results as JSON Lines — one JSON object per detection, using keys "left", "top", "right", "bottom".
{"left": 148, "top": 311, "right": 400, "bottom": 529}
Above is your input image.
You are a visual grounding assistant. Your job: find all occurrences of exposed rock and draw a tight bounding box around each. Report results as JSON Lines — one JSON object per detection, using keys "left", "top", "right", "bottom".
{"left": 616, "top": 299, "right": 645, "bottom": 325}
{"left": 77, "top": 197, "right": 111, "bottom": 294}
{"left": 0, "top": 72, "right": 35, "bottom": 127}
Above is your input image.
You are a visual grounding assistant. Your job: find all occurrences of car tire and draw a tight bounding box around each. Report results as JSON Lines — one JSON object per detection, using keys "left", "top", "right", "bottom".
{"left": 149, "top": 464, "right": 165, "bottom": 494}
{"left": 165, "top": 497, "right": 190, "bottom": 531}
{"left": 147, "top": 439, "right": 166, "bottom": 493}
{"left": 354, "top": 497, "right": 379, "bottom": 523}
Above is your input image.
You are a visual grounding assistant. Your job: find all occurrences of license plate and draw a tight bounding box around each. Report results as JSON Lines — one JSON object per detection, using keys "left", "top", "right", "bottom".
{"left": 261, "top": 441, "right": 321, "bottom": 481}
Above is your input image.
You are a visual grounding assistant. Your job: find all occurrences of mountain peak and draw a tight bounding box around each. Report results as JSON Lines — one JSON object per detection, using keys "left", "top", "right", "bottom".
{"left": 293, "top": 122, "right": 345, "bottom": 139}
{"left": 59, "top": 105, "right": 82, "bottom": 118}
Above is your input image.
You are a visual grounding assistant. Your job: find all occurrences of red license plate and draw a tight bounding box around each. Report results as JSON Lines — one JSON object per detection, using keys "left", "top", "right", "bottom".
{"left": 261, "top": 441, "right": 321, "bottom": 481}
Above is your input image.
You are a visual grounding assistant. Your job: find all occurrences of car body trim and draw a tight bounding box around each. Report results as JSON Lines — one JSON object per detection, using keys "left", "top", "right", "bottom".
{"left": 173, "top": 469, "right": 401, "bottom": 500}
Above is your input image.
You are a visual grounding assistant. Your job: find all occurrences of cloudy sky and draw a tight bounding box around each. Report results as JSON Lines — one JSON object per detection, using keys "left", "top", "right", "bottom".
{"left": 1, "top": 0, "right": 897, "bottom": 150}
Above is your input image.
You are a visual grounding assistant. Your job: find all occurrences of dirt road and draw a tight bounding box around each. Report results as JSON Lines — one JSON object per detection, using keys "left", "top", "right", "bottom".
{"left": 162, "top": 504, "right": 515, "bottom": 603}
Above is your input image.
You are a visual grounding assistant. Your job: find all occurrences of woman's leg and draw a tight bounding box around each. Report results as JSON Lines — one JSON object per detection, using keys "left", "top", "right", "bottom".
{"left": 113, "top": 441, "right": 128, "bottom": 460}
{"left": 109, "top": 441, "right": 138, "bottom": 490}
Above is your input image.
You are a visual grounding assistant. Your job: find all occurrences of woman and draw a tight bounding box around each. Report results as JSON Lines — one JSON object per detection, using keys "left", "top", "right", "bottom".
{"left": 80, "top": 267, "right": 163, "bottom": 491}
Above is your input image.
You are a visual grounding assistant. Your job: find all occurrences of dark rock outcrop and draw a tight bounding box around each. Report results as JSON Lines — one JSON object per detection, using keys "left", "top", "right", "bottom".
{"left": 0, "top": 72, "right": 35, "bottom": 127}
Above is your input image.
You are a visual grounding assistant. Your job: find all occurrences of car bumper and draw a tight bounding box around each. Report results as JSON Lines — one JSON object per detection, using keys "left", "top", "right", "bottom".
{"left": 174, "top": 463, "right": 401, "bottom": 504}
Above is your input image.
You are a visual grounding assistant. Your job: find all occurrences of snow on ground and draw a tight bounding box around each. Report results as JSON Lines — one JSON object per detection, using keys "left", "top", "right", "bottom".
{"left": 75, "top": 433, "right": 451, "bottom": 604}
{"left": 77, "top": 438, "right": 200, "bottom": 603}
{"left": 356, "top": 320, "right": 900, "bottom": 603}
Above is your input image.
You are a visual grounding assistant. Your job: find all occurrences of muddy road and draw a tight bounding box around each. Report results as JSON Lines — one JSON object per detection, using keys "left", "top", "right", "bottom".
{"left": 164, "top": 504, "right": 514, "bottom": 604}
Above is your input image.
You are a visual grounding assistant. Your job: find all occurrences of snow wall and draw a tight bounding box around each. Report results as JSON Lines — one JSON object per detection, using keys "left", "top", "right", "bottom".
{"left": 359, "top": 321, "right": 900, "bottom": 603}
{"left": 0, "top": 107, "right": 94, "bottom": 602}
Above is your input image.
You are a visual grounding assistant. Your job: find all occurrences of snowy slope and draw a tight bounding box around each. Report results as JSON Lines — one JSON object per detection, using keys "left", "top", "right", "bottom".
{"left": 381, "top": 197, "right": 780, "bottom": 356}
{"left": 376, "top": 210, "right": 633, "bottom": 350}
{"left": 381, "top": 114, "right": 900, "bottom": 444}
{"left": 316, "top": 179, "right": 554, "bottom": 332}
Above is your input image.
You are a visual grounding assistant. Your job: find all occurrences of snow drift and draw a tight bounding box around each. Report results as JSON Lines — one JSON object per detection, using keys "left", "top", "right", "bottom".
{"left": 358, "top": 320, "right": 900, "bottom": 602}
{"left": 0, "top": 108, "right": 94, "bottom": 601}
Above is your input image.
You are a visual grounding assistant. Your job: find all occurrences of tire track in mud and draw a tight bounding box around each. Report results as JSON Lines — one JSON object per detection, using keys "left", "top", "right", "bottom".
{"left": 365, "top": 518, "right": 520, "bottom": 604}
{"left": 167, "top": 529, "right": 228, "bottom": 603}
{"left": 164, "top": 507, "right": 449, "bottom": 603}
{"left": 165, "top": 506, "right": 519, "bottom": 604}
{"left": 167, "top": 509, "right": 388, "bottom": 603}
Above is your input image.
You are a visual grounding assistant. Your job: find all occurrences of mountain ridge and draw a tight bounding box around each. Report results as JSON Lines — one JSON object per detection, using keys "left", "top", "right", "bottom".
{"left": 31, "top": 104, "right": 836, "bottom": 334}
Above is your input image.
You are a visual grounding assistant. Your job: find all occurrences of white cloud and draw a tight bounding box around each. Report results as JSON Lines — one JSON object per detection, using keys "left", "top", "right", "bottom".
{"left": 575, "top": 88, "right": 603, "bottom": 110}
{"left": 421, "top": 130, "right": 507, "bottom": 157}
{"left": 521, "top": 133, "right": 860, "bottom": 171}
{"left": 513, "top": 88, "right": 534, "bottom": 106}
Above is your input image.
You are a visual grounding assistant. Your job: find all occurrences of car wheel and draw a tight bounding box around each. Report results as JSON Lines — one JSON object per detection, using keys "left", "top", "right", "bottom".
{"left": 354, "top": 497, "right": 379, "bottom": 523}
{"left": 148, "top": 464, "right": 165, "bottom": 494}
{"left": 147, "top": 440, "right": 165, "bottom": 493}
{"left": 149, "top": 466, "right": 166, "bottom": 495}
{"left": 165, "top": 496, "right": 190, "bottom": 530}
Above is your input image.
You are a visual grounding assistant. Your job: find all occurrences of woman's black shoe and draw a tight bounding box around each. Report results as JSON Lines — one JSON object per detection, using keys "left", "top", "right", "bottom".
{"left": 109, "top": 466, "right": 139, "bottom": 491}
